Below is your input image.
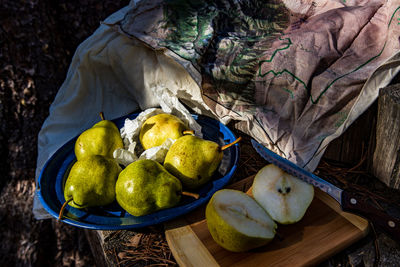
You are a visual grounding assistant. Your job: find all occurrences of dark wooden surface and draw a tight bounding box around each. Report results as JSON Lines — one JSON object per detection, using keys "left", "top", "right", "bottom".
{"left": 85, "top": 229, "right": 110, "bottom": 267}
{"left": 323, "top": 101, "right": 377, "bottom": 169}
{"left": 373, "top": 83, "right": 400, "bottom": 189}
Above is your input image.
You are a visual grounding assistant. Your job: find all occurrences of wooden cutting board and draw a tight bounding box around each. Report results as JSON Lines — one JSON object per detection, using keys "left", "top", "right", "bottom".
{"left": 165, "top": 175, "right": 369, "bottom": 267}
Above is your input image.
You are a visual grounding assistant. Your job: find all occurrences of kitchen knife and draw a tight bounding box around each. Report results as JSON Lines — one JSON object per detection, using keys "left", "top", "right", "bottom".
{"left": 251, "top": 138, "right": 400, "bottom": 242}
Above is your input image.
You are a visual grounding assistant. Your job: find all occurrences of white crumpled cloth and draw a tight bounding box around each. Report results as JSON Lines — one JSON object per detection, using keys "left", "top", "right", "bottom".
{"left": 33, "top": 4, "right": 211, "bottom": 219}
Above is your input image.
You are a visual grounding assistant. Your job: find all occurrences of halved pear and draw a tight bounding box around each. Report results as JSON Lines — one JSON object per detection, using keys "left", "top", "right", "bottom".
{"left": 206, "top": 189, "right": 277, "bottom": 252}
{"left": 252, "top": 164, "right": 314, "bottom": 224}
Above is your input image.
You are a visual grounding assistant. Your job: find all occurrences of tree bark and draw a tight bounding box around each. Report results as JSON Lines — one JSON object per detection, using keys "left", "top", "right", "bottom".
{"left": 372, "top": 83, "right": 400, "bottom": 189}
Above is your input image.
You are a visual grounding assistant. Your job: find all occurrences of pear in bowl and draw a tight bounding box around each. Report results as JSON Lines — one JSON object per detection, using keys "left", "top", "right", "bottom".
{"left": 252, "top": 164, "right": 314, "bottom": 225}
{"left": 164, "top": 135, "right": 241, "bottom": 189}
{"left": 116, "top": 159, "right": 182, "bottom": 217}
{"left": 75, "top": 112, "right": 124, "bottom": 160}
{"left": 139, "top": 113, "right": 190, "bottom": 150}
{"left": 206, "top": 189, "right": 277, "bottom": 252}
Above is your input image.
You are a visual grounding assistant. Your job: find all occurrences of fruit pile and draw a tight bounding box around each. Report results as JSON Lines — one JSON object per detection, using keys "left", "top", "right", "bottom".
{"left": 59, "top": 111, "right": 313, "bottom": 254}
{"left": 59, "top": 112, "right": 239, "bottom": 218}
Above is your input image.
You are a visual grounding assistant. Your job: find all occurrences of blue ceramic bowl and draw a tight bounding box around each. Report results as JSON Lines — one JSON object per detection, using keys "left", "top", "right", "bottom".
{"left": 37, "top": 113, "right": 239, "bottom": 230}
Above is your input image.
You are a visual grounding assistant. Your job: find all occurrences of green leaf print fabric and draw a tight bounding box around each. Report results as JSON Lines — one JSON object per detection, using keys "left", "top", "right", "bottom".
{"left": 117, "top": 0, "right": 400, "bottom": 170}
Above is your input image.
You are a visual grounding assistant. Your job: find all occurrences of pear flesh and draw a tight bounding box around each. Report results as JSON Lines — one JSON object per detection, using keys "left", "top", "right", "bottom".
{"left": 64, "top": 155, "right": 122, "bottom": 208}
{"left": 206, "top": 189, "right": 277, "bottom": 252}
{"left": 75, "top": 119, "right": 124, "bottom": 160}
{"left": 164, "top": 135, "right": 223, "bottom": 189}
{"left": 139, "top": 113, "right": 188, "bottom": 150}
{"left": 252, "top": 164, "right": 314, "bottom": 224}
{"left": 116, "top": 159, "right": 182, "bottom": 216}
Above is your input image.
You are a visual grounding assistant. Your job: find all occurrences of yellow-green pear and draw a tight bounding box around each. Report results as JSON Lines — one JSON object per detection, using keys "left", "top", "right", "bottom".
{"left": 75, "top": 112, "right": 124, "bottom": 160}
{"left": 206, "top": 189, "right": 277, "bottom": 252}
{"left": 62, "top": 155, "right": 121, "bottom": 210}
{"left": 139, "top": 113, "right": 190, "bottom": 150}
{"left": 164, "top": 135, "right": 241, "bottom": 189}
{"left": 116, "top": 159, "right": 182, "bottom": 216}
{"left": 252, "top": 164, "right": 314, "bottom": 224}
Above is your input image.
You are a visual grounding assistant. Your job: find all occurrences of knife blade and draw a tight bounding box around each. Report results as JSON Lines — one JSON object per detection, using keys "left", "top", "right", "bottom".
{"left": 251, "top": 138, "right": 400, "bottom": 242}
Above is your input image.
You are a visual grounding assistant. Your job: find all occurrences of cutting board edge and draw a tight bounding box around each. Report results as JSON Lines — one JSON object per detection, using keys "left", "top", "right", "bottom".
{"left": 165, "top": 219, "right": 220, "bottom": 267}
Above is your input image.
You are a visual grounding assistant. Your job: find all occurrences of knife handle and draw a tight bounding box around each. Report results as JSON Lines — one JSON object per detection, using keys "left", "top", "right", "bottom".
{"left": 341, "top": 191, "right": 400, "bottom": 242}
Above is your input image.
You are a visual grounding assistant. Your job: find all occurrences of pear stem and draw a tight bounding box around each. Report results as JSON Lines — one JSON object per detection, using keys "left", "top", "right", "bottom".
{"left": 99, "top": 112, "right": 105, "bottom": 121}
{"left": 182, "top": 191, "right": 200, "bottom": 199}
{"left": 58, "top": 198, "right": 73, "bottom": 221}
{"left": 221, "top": 136, "right": 242, "bottom": 151}
{"left": 182, "top": 130, "right": 195, "bottom": 136}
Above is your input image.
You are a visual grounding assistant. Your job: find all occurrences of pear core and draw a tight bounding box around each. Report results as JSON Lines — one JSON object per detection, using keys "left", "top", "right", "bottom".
{"left": 252, "top": 164, "right": 314, "bottom": 224}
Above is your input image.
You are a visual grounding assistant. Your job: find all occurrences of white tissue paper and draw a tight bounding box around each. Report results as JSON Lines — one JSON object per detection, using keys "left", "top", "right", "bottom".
{"left": 138, "top": 138, "right": 175, "bottom": 163}
{"left": 113, "top": 86, "right": 202, "bottom": 166}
